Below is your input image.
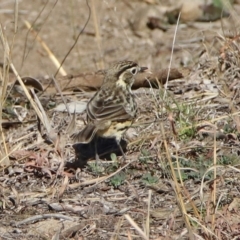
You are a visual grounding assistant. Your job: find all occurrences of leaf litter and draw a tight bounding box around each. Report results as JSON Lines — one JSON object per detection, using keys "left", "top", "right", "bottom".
{"left": 1, "top": 1, "right": 240, "bottom": 239}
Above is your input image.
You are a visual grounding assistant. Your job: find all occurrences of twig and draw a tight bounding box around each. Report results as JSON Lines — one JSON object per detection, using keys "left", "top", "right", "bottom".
{"left": 54, "top": 0, "right": 91, "bottom": 77}
{"left": 163, "top": 11, "right": 181, "bottom": 99}
{"left": 14, "top": 213, "right": 75, "bottom": 227}
{"left": 24, "top": 20, "right": 67, "bottom": 76}
{"left": 124, "top": 214, "right": 148, "bottom": 240}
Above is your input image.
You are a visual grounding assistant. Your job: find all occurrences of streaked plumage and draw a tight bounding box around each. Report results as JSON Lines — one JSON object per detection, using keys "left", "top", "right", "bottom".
{"left": 73, "top": 60, "right": 147, "bottom": 146}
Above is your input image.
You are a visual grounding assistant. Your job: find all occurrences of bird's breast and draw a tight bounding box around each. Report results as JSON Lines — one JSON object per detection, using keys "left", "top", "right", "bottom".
{"left": 116, "top": 78, "right": 127, "bottom": 89}
{"left": 97, "top": 120, "right": 133, "bottom": 141}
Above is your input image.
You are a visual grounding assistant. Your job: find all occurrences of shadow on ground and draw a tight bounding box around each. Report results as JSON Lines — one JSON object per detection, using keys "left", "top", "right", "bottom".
{"left": 66, "top": 137, "right": 127, "bottom": 168}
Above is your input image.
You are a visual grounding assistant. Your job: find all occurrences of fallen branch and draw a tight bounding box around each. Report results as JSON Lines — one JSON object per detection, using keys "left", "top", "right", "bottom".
{"left": 14, "top": 213, "right": 75, "bottom": 226}
{"left": 41, "top": 67, "right": 190, "bottom": 93}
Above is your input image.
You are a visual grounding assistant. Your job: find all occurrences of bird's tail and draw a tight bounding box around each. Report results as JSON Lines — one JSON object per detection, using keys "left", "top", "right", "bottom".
{"left": 72, "top": 124, "right": 98, "bottom": 144}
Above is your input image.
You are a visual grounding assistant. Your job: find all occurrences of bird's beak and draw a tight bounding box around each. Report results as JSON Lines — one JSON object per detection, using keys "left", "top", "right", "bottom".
{"left": 139, "top": 66, "right": 148, "bottom": 72}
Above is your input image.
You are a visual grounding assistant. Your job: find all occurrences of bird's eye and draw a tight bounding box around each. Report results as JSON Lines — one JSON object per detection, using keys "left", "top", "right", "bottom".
{"left": 130, "top": 67, "right": 138, "bottom": 75}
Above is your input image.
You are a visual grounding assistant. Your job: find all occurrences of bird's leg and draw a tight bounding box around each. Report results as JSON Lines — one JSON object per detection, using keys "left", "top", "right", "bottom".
{"left": 94, "top": 136, "right": 101, "bottom": 165}
{"left": 116, "top": 139, "right": 126, "bottom": 162}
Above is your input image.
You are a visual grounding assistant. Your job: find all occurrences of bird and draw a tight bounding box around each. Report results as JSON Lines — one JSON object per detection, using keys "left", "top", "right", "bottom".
{"left": 73, "top": 60, "right": 147, "bottom": 160}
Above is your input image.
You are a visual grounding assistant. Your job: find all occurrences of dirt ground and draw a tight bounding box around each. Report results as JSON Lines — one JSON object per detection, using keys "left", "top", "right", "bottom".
{"left": 1, "top": 0, "right": 240, "bottom": 239}
{"left": 1, "top": 0, "right": 222, "bottom": 76}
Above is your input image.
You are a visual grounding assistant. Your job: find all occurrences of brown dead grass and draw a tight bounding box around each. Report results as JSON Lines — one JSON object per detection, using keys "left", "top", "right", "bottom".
{"left": 1, "top": 1, "right": 240, "bottom": 239}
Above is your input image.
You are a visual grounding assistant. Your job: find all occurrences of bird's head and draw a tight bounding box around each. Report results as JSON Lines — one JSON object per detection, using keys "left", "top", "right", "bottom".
{"left": 104, "top": 61, "right": 147, "bottom": 88}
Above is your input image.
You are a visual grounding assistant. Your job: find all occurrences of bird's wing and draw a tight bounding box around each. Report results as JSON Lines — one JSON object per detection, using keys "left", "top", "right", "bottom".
{"left": 73, "top": 88, "right": 136, "bottom": 144}
{"left": 72, "top": 124, "right": 98, "bottom": 144}
{"left": 87, "top": 89, "right": 135, "bottom": 122}
{"left": 72, "top": 120, "right": 112, "bottom": 144}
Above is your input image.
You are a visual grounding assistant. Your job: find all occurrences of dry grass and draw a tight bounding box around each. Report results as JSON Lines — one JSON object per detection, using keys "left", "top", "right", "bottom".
{"left": 1, "top": 0, "right": 240, "bottom": 239}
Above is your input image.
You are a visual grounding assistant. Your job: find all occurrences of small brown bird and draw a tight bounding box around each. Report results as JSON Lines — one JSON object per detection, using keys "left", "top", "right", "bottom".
{"left": 73, "top": 60, "right": 147, "bottom": 158}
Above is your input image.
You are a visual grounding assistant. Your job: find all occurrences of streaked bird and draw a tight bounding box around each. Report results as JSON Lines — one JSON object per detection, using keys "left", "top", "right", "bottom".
{"left": 73, "top": 60, "right": 147, "bottom": 159}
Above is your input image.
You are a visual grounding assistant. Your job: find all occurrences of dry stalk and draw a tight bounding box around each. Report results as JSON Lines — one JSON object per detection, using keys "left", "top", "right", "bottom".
{"left": 0, "top": 24, "right": 55, "bottom": 143}
{"left": 14, "top": 0, "right": 19, "bottom": 34}
{"left": 68, "top": 158, "right": 137, "bottom": 190}
{"left": 90, "top": 0, "right": 104, "bottom": 69}
{"left": 145, "top": 189, "right": 152, "bottom": 239}
{"left": 187, "top": 214, "right": 218, "bottom": 239}
{"left": 111, "top": 216, "right": 124, "bottom": 240}
{"left": 21, "top": 0, "right": 54, "bottom": 67}
{"left": 124, "top": 214, "right": 148, "bottom": 240}
{"left": 200, "top": 164, "right": 225, "bottom": 238}
{"left": 163, "top": 11, "right": 181, "bottom": 99}
{"left": 211, "top": 130, "right": 217, "bottom": 230}
{"left": 24, "top": 20, "right": 67, "bottom": 76}
{"left": 160, "top": 122, "right": 194, "bottom": 239}
{"left": 0, "top": 25, "right": 11, "bottom": 166}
